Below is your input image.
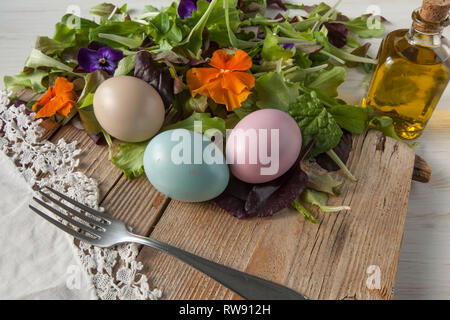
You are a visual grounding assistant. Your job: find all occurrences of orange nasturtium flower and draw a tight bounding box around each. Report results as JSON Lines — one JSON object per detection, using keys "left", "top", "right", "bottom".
{"left": 32, "top": 77, "right": 77, "bottom": 119}
{"left": 186, "top": 49, "right": 255, "bottom": 111}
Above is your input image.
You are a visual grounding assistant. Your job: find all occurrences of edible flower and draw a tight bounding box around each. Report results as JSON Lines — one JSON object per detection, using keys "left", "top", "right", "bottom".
{"left": 32, "top": 77, "right": 77, "bottom": 118}
{"left": 187, "top": 49, "right": 255, "bottom": 111}
{"left": 77, "top": 42, "right": 123, "bottom": 75}
{"left": 178, "top": 0, "right": 211, "bottom": 19}
{"left": 282, "top": 43, "right": 295, "bottom": 50}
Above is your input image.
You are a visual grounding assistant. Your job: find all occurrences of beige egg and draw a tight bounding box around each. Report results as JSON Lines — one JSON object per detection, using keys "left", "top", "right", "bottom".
{"left": 93, "top": 76, "right": 165, "bottom": 142}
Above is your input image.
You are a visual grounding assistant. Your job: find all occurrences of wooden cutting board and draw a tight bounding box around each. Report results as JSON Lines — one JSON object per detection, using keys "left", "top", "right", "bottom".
{"left": 13, "top": 90, "right": 429, "bottom": 300}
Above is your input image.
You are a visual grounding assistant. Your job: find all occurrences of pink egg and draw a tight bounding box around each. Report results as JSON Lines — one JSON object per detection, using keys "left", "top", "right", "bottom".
{"left": 226, "top": 109, "right": 302, "bottom": 184}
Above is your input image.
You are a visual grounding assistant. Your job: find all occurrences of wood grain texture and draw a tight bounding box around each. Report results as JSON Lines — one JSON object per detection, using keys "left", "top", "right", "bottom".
{"left": 138, "top": 131, "right": 415, "bottom": 300}
{"left": 100, "top": 175, "right": 170, "bottom": 236}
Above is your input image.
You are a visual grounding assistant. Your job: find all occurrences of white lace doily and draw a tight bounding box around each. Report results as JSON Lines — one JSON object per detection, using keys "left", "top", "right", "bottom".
{"left": 0, "top": 91, "right": 162, "bottom": 300}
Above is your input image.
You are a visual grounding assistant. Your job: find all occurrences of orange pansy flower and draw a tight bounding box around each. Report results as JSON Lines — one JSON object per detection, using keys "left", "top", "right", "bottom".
{"left": 186, "top": 49, "right": 255, "bottom": 111}
{"left": 32, "top": 77, "right": 77, "bottom": 119}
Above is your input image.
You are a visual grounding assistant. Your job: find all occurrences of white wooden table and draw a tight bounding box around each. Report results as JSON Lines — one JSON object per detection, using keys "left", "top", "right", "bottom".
{"left": 0, "top": 0, "right": 448, "bottom": 299}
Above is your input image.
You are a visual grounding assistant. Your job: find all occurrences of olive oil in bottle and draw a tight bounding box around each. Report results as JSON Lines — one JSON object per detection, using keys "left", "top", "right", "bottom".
{"left": 365, "top": 0, "right": 450, "bottom": 139}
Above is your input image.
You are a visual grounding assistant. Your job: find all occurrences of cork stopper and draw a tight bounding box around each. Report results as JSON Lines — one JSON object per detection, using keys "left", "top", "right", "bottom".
{"left": 413, "top": 0, "right": 450, "bottom": 33}
{"left": 420, "top": 0, "right": 450, "bottom": 23}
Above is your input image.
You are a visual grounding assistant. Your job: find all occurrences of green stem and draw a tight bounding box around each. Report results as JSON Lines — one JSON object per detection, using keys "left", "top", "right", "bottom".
{"left": 321, "top": 50, "right": 346, "bottom": 64}
{"left": 291, "top": 200, "right": 318, "bottom": 224}
{"left": 326, "top": 149, "right": 357, "bottom": 182}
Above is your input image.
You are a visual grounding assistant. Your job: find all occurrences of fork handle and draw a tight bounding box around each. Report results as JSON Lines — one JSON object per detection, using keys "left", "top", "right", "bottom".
{"left": 127, "top": 233, "right": 306, "bottom": 300}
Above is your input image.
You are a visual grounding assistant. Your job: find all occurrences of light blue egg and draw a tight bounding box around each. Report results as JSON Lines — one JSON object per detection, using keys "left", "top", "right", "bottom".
{"left": 143, "top": 129, "right": 229, "bottom": 202}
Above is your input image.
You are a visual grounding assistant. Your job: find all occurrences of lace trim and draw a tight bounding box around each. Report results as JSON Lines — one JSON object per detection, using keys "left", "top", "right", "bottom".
{"left": 0, "top": 91, "right": 162, "bottom": 300}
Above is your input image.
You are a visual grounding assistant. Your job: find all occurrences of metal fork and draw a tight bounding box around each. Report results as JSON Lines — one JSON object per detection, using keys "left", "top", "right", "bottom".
{"left": 29, "top": 187, "right": 307, "bottom": 300}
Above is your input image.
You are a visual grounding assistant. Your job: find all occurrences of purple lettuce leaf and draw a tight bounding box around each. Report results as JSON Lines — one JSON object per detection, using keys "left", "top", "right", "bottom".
{"left": 324, "top": 22, "right": 349, "bottom": 48}
{"left": 245, "top": 162, "right": 308, "bottom": 217}
{"left": 215, "top": 143, "right": 314, "bottom": 219}
{"left": 134, "top": 50, "right": 174, "bottom": 109}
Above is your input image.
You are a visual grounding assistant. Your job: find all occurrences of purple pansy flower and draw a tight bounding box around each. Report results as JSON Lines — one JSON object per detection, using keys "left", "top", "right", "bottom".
{"left": 178, "top": 0, "right": 211, "bottom": 19}
{"left": 77, "top": 42, "right": 124, "bottom": 75}
{"left": 283, "top": 43, "right": 295, "bottom": 50}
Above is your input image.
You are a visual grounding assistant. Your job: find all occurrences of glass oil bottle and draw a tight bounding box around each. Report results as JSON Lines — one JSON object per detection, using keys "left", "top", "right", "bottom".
{"left": 365, "top": 0, "right": 450, "bottom": 139}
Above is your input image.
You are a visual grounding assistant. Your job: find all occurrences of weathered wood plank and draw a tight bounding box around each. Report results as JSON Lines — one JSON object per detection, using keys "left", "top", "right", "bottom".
{"left": 137, "top": 130, "right": 415, "bottom": 300}
{"left": 100, "top": 175, "right": 170, "bottom": 235}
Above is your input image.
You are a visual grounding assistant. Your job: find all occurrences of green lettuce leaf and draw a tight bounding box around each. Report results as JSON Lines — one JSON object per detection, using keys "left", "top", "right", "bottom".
{"left": 4, "top": 69, "right": 49, "bottom": 93}
{"left": 112, "top": 141, "right": 149, "bottom": 179}
{"left": 35, "top": 36, "right": 73, "bottom": 56}
{"left": 261, "top": 28, "right": 295, "bottom": 62}
{"left": 25, "top": 49, "right": 74, "bottom": 73}
{"left": 288, "top": 92, "right": 343, "bottom": 158}
{"left": 306, "top": 171, "right": 343, "bottom": 196}
{"left": 254, "top": 72, "right": 299, "bottom": 110}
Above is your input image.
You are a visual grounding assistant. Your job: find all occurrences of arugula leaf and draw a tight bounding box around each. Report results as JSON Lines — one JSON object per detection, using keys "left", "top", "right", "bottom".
{"left": 307, "top": 66, "right": 346, "bottom": 97}
{"left": 89, "top": 21, "right": 146, "bottom": 49}
{"left": 329, "top": 104, "right": 368, "bottom": 134}
{"left": 112, "top": 141, "right": 149, "bottom": 179}
{"left": 148, "top": 11, "right": 183, "bottom": 45}
{"left": 369, "top": 116, "right": 402, "bottom": 141}
{"left": 4, "top": 70, "right": 49, "bottom": 93}
{"left": 254, "top": 72, "right": 299, "bottom": 110}
{"left": 301, "top": 189, "right": 350, "bottom": 212}
{"left": 288, "top": 92, "right": 343, "bottom": 158}
{"left": 223, "top": 0, "right": 259, "bottom": 49}
{"left": 182, "top": 0, "right": 219, "bottom": 57}
{"left": 114, "top": 53, "right": 136, "bottom": 76}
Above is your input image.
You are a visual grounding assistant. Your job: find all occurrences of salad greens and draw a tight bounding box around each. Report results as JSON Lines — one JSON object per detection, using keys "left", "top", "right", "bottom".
{"left": 4, "top": 0, "right": 395, "bottom": 221}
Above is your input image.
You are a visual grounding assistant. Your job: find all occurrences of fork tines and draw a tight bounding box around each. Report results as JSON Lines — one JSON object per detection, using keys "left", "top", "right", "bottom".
{"left": 29, "top": 187, "right": 109, "bottom": 243}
